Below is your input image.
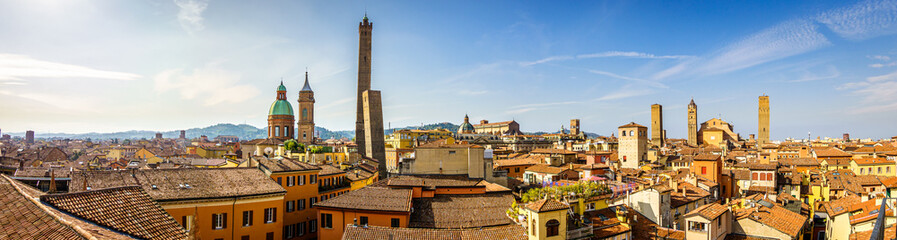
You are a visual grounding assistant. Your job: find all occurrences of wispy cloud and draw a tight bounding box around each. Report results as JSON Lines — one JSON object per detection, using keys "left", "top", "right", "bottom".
{"left": 870, "top": 62, "right": 897, "bottom": 68}
{"left": 505, "top": 108, "right": 536, "bottom": 114}
{"left": 593, "top": 88, "right": 653, "bottom": 101}
{"left": 520, "top": 51, "right": 693, "bottom": 66}
{"left": 153, "top": 64, "right": 259, "bottom": 106}
{"left": 817, "top": 0, "right": 897, "bottom": 40}
{"left": 695, "top": 19, "right": 831, "bottom": 76}
{"left": 870, "top": 55, "right": 892, "bottom": 61}
{"left": 588, "top": 70, "right": 668, "bottom": 88}
{"left": 459, "top": 90, "right": 489, "bottom": 95}
{"left": 174, "top": 0, "right": 209, "bottom": 34}
{"left": 577, "top": 51, "right": 694, "bottom": 60}
{"left": 788, "top": 66, "right": 841, "bottom": 82}
{"left": 840, "top": 69, "right": 897, "bottom": 113}
{"left": 0, "top": 54, "right": 140, "bottom": 82}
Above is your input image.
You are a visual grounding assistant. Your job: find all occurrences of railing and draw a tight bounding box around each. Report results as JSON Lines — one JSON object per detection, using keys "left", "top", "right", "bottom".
{"left": 318, "top": 180, "right": 351, "bottom": 193}
{"left": 870, "top": 198, "right": 896, "bottom": 240}
{"left": 566, "top": 225, "right": 593, "bottom": 240}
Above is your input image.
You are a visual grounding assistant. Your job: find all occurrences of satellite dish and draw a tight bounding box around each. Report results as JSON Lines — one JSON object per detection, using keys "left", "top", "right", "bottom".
{"left": 264, "top": 147, "right": 274, "bottom": 156}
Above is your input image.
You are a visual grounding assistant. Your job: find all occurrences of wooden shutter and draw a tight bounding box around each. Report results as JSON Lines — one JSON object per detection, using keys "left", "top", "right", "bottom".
{"left": 223, "top": 213, "right": 227, "bottom": 228}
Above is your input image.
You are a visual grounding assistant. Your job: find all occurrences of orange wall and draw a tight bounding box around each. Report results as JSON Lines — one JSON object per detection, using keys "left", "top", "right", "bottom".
{"left": 317, "top": 208, "right": 410, "bottom": 240}
{"left": 435, "top": 187, "right": 486, "bottom": 195}
{"left": 691, "top": 160, "right": 720, "bottom": 183}
{"left": 273, "top": 171, "right": 320, "bottom": 240}
{"left": 165, "top": 196, "right": 283, "bottom": 240}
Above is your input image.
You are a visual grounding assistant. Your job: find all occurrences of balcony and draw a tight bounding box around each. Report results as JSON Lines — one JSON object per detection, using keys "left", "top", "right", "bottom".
{"left": 318, "top": 180, "right": 351, "bottom": 193}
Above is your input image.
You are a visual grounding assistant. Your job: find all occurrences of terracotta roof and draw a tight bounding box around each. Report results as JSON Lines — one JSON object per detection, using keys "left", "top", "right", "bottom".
{"left": 314, "top": 186, "right": 412, "bottom": 212}
{"left": 410, "top": 193, "right": 514, "bottom": 228}
{"left": 257, "top": 157, "right": 321, "bottom": 172}
{"left": 588, "top": 207, "right": 631, "bottom": 239}
{"left": 671, "top": 182, "right": 710, "bottom": 208}
{"left": 319, "top": 164, "right": 345, "bottom": 176}
{"left": 686, "top": 202, "right": 728, "bottom": 220}
{"left": 530, "top": 148, "right": 577, "bottom": 155}
{"left": 814, "top": 147, "right": 851, "bottom": 157}
{"left": 618, "top": 122, "right": 646, "bottom": 128}
{"left": 494, "top": 156, "right": 542, "bottom": 167}
{"left": 0, "top": 175, "right": 86, "bottom": 239}
{"left": 731, "top": 169, "right": 752, "bottom": 180}
{"left": 71, "top": 168, "right": 286, "bottom": 202}
{"left": 473, "top": 120, "right": 516, "bottom": 127}
{"left": 40, "top": 186, "right": 187, "bottom": 239}
{"left": 694, "top": 154, "right": 721, "bottom": 161}
{"left": 853, "top": 157, "right": 895, "bottom": 165}
{"left": 880, "top": 176, "right": 897, "bottom": 188}
{"left": 341, "top": 224, "right": 526, "bottom": 240}
{"left": 525, "top": 164, "right": 577, "bottom": 175}
{"left": 821, "top": 195, "right": 861, "bottom": 216}
{"left": 733, "top": 204, "right": 806, "bottom": 238}
{"left": 525, "top": 198, "right": 568, "bottom": 213}
{"left": 778, "top": 157, "right": 819, "bottom": 167}
{"left": 245, "top": 138, "right": 283, "bottom": 145}
{"left": 387, "top": 175, "right": 483, "bottom": 188}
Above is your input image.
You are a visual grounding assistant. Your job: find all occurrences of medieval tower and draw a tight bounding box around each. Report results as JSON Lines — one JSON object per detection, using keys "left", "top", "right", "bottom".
{"left": 355, "top": 15, "right": 373, "bottom": 153}
{"left": 758, "top": 95, "right": 770, "bottom": 145}
{"left": 687, "top": 99, "right": 698, "bottom": 146}
{"left": 297, "top": 72, "right": 315, "bottom": 144}
{"left": 651, "top": 104, "right": 663, "bottom": 147}
{"left": 268, "top": 82, "right": 295, "bottom": 140}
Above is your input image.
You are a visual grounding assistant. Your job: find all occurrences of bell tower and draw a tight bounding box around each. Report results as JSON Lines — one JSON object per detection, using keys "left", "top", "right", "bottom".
{"left": 298, "top": 72, "right": 315, "bottom": 144}
{"left": 355, "top": 14, "right": 373, "bottom": 153}
{"left": 687, "top": 99, "right": 698, "bottom": 146}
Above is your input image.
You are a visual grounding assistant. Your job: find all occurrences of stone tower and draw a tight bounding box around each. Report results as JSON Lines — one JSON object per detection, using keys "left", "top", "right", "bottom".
{"left": 687, "top": 99, "right": 697, "bottom": 146}
{"left": 758, "top": 95, "right": 770, "bottom": 145}
{"left": 297, "top": 72, "right": 315, "bottom": 144}
{"left": 363, "top": 90, "right": 386, "bottom": 178}
{"left": 651, "top": 104, "right": 663, "bottom": 147}
{"left": 268, "top": 82, "right": 295, "bottom": 140}
{"left": 570, "top": 119, "right": 581, "bottom": 135}
{"left": 355, "top": 15, "right": 373, "bottom": 153}
{"left": 618, "top": 122, "right": 647, "bottom": 169}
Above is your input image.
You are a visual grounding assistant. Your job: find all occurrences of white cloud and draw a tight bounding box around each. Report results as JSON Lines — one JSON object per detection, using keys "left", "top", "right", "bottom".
{"left": 593, "top": 88, "right": 653, "bottom": 101}
{"left": 153, "top": 64, "right": 259, "bottom": 106}
{"left": 506, "top": 108, "right": 536, "bottom": 114}
{"left": 519, "top": 56, "right": 573, "bottom": 66}
{"left": 841, "top": 70, "right": 897, "bottom": 113}
{"left": 817, "top": 0, "right": 897, "bottom": 40}
{"left": 788, "top": 66, "right": 841, "bottom": 82}
{"left": 870, "top": 55, "right": 892, "bottom": 61}
{"left": 588, "top": 70, "right": 668, "bottom": 88}
{"left": 695, "top": 19, "right": 831, "bottom": 76}
{"left": 0, "top": 53, "right": 140, "bottom": 82}
{"left": 174, "top": 0, "right": 209, "bottom": 34}
{"left": 577, "top": 51, "right": 694, "bottom": 60}
{"left": 459, "top": 90, "right": 489, "bottom": 95}
{"left": 868, "top": 70, "right": 897, "bottom": 82}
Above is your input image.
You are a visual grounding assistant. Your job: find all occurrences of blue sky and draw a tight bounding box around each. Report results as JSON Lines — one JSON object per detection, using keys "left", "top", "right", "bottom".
{"left": 1, "top": 0, "right": 897, "bottom": 140}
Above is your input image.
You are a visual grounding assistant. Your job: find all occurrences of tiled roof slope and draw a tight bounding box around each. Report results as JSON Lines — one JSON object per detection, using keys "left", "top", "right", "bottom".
{"left": 342, "top": 224, "right": 526, "bottom": 240}
{"left": 526, "top": 198, "right": 568, "bottom": 213}
{"left": 41, "top": 186, "right": 187, "bottom": 240}
{"left": 314, "top": 186, "right": 412, "bottom": 212}
{"left": 387, "top": 175, "right": 483, "bottom": 188}
{"left": 0, "top": 175, "right": 85, "bottom": 240}
{"left": 410, "top": 193, "right": 514, "bottom": 228}
{"left": 71, "top": 168, "right": 285, "bottom": 202}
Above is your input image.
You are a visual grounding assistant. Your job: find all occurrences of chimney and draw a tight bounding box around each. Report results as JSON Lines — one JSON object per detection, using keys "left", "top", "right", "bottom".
{"left": 480, "top": 120, "right": 489, "bottom": 125}
{"left": 48, "top": 170, "right": 57, "bottom": 194}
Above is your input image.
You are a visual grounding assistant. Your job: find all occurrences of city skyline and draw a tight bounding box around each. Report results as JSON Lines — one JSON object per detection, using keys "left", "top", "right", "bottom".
{"left": 2, "top": 0, "right": 897, "bottom": 140}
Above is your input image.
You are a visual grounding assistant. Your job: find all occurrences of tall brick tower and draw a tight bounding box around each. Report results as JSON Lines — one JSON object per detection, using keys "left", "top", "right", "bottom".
{"left": 687, "top": 99, "right": 697, "bottom": 146}
{"left": 570, "top": 119, "right": 581, "bottom": 135}
{"left": 758, "top": 95, "right": 770, "bottom": 145}
{"left": 267, "top": 82, "right": 295, "bottom": 140}
{"left": 355, "top": 15, "right": 373, "bottom": 153}
{"left": 651, "top": 104, "right": 664, "bottom": 147}
{"left": 298, "top": 72, "right": 315, "bottom": 144}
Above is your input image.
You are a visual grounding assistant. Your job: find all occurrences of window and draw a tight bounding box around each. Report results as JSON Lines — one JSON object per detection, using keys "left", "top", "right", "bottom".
{"left": 888, "top": 166, "right": 891, "bottom": 173}
{"left": 310, "top": 197, "right": 317, "bottom": 206}
{"left": 391, "top": 218, "right": 400, "bottom": 227}
{"left": 286, "top": 200, "right": 295, "bottom": 212}
{"left": 298, "top": 175, "right": 305, "bottom": 185}
{"left": 277, "top": 177, "right": 282, "bottom": 185}
{"left": 298, "top": 199, "right": 306, "bottom": 210}
{"left": 284, "top": 224, "right": 295, "bottom": 239}
{"left": 515, "top": 167, "right": 520, "bottom": 173}
{"left": 298, "top": 222, "right": 307, "bottom": 236}
{"left": 212, "top": 213, "right": 226, "bottom": 230}
{"left": 629, "top": 130, "right": 634, "bottom": 136}
{"left": 310, "top": 175, "right": 317, "bottom": 184}
{"left": 287, "top": 176, "right": 295, "bottom": 186}
{"left": 242, "top": 211, "right": 253, "bottom": 227}
{"left": 360, "top": 216, "right": 369, "bottom": 225}
{"left": 622, "top": 131, "right": 626, "bottom": 136}
{"left": 275, "top": 126, "right": 280, "bottom": 137}
{"left": 546, "top": 219, "right": 560, "bottom": 237}
{"left": 449, "top": 151, "right": 456, "bottom": 154}
{"left": 310, "top": 219, "right": 317, "bottom": 233}
{"left": 241, "top": 236, "right": 249, "bottom": 240}
{"left": 879, "top": 167, "right": 883, "bottom": 174}
{"left": 321, "top": 213, "right": 332, "bottom": 229}
{"left": 266, "top": 232, "right": 274, "bottom": 240}
{"left": 181, "top": 215, "right": 193, "bottom": 231}
{"left": 701, "top": 166, "right": 707, "bottom": 175}
{"left": 265, "top": 208, "right": 276, "bottom": 223}
{"left": 767, "top": 173, "right": 773, "bottom": 181}
{"left": 688, "top": 221, "right": 707, "bottom": 232}
{"left": 759, "top": 173, "right": 766, "bottom": 181}
{"left": 302, "top": 108, "right": 308, "bottom": 120}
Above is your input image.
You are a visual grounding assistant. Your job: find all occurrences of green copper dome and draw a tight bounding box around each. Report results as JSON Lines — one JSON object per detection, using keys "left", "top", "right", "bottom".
{"left": 277, "top": 83, "right": 287, "bottom": 91}
{"left": 269, "top": 100, "right": 294, "bottom": 116}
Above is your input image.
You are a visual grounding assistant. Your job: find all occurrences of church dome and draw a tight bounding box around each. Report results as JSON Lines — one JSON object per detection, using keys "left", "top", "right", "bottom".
{"left": 277, "top": 84, "right": 287, "bottom": 92}
{"left": 458, "top": 114, "right": 475, "bottom": 134}
{"left": 269, "top": 100, "right": 294, "bottom": 116}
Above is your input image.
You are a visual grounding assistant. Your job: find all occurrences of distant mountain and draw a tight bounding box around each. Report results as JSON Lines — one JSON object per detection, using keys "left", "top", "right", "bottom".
{"left": 11, "top": 121, "right": 601, "bottom": 141}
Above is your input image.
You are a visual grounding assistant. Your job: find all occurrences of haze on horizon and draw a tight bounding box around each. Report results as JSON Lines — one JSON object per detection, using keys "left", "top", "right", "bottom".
{"left": 1, "top": 0, "right": 897, "bottom": 140}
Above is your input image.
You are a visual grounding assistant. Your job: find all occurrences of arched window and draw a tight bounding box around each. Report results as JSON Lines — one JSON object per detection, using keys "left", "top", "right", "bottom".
{"left": 622, "top": 131, "right": 626, "bottom": 136}
{"left": 302, "top": 108, "right": 308, "bottom": 120}
{"left": 766, "top": 173, "right": 773, "bottom": 181}
{"left": 629, "top": 130, "right": 634, "bottom": 136}
{"left": 546, "top": 219, "right": 560, "bottom": 237}
{"left": 752, "top": 173, "right": 758, "bottom": 180}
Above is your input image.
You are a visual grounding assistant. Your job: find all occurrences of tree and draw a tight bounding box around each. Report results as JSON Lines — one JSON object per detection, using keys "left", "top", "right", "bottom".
{"left": 284, "top": 139, "right": 300, "bottom": 152}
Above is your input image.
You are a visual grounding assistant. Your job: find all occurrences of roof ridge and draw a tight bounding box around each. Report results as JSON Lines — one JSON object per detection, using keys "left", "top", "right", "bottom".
{"left": 2, "top": 175, "right": 95, "bottom": 239}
